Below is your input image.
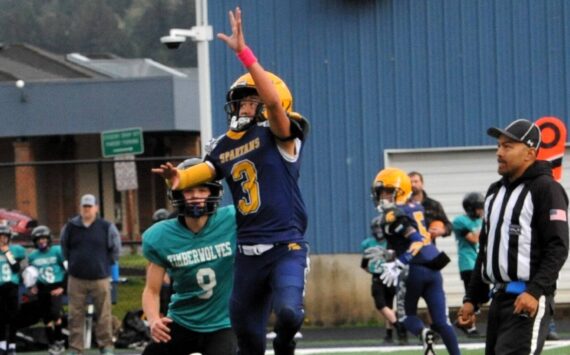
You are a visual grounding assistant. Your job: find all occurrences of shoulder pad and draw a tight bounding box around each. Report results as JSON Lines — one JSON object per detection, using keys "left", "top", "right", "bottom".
{"left": 381, "top": 207, "right": 411, "bottom": 235}
{"left": 205, "top": 134, "right": 224, "bottom": 154}
{"left": 275, "top": 112, "right": 310, "bottom": 141}
{"left": 381, "top": 207, "right": 406, "bottom": 225}
{"left": 289, "top": 112, "right": 310, "bottom": 140}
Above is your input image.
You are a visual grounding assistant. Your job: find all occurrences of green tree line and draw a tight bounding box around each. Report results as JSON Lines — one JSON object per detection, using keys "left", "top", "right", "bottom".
{"left": 0, "top": 0, "right": 197, "bottom": 67}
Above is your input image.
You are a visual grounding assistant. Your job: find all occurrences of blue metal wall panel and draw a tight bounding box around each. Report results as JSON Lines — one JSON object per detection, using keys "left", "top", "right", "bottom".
{"left": 208, "top": 0, "right": 570, "bottom": 254}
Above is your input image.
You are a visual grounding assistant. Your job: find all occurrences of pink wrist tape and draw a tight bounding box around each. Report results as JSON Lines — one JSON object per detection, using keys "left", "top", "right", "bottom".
{"left": 237, "top": 46, "right": 257, "bottom": 68}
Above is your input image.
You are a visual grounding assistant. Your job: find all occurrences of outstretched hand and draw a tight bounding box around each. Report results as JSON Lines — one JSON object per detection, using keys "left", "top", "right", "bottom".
{"left": 363, "top": 246, "right": 385, "bottom": 260}
{"left": 151, "top": 162, "right": 180, "bottom": 189}
{"left": 217, "top": 7, "right": 246, "bottom": 53}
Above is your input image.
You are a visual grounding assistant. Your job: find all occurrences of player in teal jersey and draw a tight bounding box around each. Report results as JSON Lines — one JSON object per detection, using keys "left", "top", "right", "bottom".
{"left": 452, "top": 192, "right": 485, "bottom": 337}
{"left": 27, "top": 225, "right": 66, "bottom": 354}
{"left": 142, "top": 158, "right": 237, "bottom": 355}
{"left": 0, "top": 225, "right": 26, "bottom": 355}
{"left": 361, "top": 216, "right": 407, "bottom": 345}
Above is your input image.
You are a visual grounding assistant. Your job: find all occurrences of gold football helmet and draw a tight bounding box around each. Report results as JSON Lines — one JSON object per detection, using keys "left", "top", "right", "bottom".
{"left": 371, "top": 167, "right": 412, "bottom": 208}
{"left": 224, "top": 72, "right": 293, "bottom": 131}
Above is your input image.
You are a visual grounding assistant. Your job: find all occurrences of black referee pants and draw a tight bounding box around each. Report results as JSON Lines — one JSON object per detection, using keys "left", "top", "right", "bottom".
{"left": 485, "top": 291, "right": 552, "bottom": 355}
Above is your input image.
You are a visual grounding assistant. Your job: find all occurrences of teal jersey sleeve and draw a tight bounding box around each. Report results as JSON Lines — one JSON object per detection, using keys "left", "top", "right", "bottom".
{"left": 142, "top": 205, "right": 237, "bottom": 332}
{"left": 360, "top": 237, "right": 388, "bottom": 274}
{"left": 12, "top": 244, "right": 26, "bottom": 260}
{"left": 29, "top": 246, "right": 66, "bottom": 284}
{"left": 360, "top": 237, "right": 374, "bottom": 252}
{"left": 360, "top": 237, "right": 387, "bottom": 251}
{"left": 142, "top": 225, "right": 168, "bottom": 268}
{"left": 0, "top": 244, "right": 26, "bottom": 285}
{"left": 452, "top": 214, "right": 481, "bottom": 272}
{"left": 452, "top": 215, "right": 470, "bottom": 236}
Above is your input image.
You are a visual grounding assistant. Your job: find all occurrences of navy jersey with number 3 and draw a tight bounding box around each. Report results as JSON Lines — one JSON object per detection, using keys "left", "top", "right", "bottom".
{"left": 206, "top": 123, "right": 307, "bottom": 244}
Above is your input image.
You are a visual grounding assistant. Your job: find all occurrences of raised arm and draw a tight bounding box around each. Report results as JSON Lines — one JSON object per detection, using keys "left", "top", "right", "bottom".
{"left": 151, "top": 161, "right": 216, "bottom": 190}
{"left": 217, "top": 7, "right": 295, "bottom": 153}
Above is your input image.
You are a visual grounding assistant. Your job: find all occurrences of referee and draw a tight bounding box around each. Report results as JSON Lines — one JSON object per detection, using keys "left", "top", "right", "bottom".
{"left": 459, "top": 118, "right": 569, "bottom": 355}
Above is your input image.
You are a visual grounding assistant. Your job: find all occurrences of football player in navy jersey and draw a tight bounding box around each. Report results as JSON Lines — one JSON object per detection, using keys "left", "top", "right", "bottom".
{"left": 152, "top": 8, "right": 309, "bottom": 355}
{"left": 368, "top": 167, "right": 459, "bottom": 355}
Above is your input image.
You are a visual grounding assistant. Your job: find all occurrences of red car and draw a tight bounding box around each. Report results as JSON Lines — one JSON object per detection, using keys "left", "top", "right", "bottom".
{"left": 0, "top": 209, "right": 38, "bottom": 241}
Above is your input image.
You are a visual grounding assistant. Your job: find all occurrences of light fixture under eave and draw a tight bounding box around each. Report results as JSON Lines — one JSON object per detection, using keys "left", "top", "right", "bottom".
{"left": 15, "top": 79, "right": 27, "bottom": 103}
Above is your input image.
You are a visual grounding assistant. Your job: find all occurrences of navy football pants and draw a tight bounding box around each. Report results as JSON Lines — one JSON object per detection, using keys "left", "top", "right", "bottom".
{"left": 230, "top": 243, "right": 308, "bottom": 355}
{"left": 402, "top": 264, "right": 460, "bottom": 355}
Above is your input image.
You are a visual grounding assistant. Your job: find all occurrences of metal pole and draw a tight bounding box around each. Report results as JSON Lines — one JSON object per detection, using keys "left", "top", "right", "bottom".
{"left": 98, "top": 160, "right": 104, "bottom": 218}
{"left": 196, "top": 0, "right": 212, "bottom": 157}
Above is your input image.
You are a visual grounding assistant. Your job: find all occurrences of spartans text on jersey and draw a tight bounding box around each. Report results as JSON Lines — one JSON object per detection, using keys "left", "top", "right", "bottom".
{"left": 219, "top": 138, "right": 261, "bottom": 164}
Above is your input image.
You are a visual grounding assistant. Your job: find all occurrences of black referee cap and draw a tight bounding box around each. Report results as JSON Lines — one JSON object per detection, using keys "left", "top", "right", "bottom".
{"left": 487, "top": 119, "right": 541, "bottom": 149}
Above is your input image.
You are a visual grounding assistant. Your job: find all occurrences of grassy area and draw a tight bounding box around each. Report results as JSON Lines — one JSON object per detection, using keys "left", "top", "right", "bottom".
{"left": 118, "top": 253, "right": 147, "bottom": 269}
{"left": 111, "top": 254, "right": 147, "bottom": 321}
{"left": 113, "top": 276, "right": 145, "bottom": 321}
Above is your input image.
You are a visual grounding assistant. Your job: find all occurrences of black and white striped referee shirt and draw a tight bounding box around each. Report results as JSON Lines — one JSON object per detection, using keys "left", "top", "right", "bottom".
{"left": 467, "top": 161, "right": 569, "bottom": 302}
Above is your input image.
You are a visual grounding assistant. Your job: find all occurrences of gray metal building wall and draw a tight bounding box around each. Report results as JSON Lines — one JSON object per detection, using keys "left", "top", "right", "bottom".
{"left": 208, "top": 0, "right": 570, "bottom": 253}
{"left": 0, "top": 76, "right": 200, "bottom": 137}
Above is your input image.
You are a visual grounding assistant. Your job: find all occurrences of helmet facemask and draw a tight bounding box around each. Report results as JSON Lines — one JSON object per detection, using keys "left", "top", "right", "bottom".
{"left": 370, "top": 216, "right": 385, "bottom": 242}
{"left": 170, "top": 183, "right": 223, "bottom": 218}
{"left": 34, "top": 236, "right": 51, "bottom": 251}
{"left": 169, "top": 158, "right": 224, "bottom": 218}
{"left": 225, "top": 87, "right": 265, "bottom": 132}
{"left": 225, "top": 72, "right": 293, "bottom": 132}
{"left": 371, "top": 167, "right": 412, "bottom": 213}
{"left": 372, "top": 184, "right": 398, "bottom": 212}
{"left": 32, "top": 225, "right": 52, "bottom": 251}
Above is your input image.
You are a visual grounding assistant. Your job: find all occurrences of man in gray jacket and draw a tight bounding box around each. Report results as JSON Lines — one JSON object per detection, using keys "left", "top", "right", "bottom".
{"left": 61, "top": 194, "right": 121, "bottom": 355}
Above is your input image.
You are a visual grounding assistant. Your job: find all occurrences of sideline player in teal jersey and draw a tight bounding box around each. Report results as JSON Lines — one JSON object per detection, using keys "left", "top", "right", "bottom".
{"left": 0, "top": 224, "right": 26, "bottom": 355}
{"left": 452, "top": 192, "right": 485, "bottom": 337}
{"left": 27, "top": 225, "right": 67, "bottom": 354}
{"left": 142, "top": 158, "right": 237, "bottom": 355}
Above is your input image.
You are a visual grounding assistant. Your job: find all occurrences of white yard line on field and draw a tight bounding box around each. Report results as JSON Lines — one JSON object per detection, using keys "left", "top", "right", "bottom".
{"left": 264, "top": 340, "right": 570, "bottom": 354}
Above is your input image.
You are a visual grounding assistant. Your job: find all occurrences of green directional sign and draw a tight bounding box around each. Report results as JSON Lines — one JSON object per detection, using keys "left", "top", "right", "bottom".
{"left": 101, "top": 128, "right": 144, "bottom": 158}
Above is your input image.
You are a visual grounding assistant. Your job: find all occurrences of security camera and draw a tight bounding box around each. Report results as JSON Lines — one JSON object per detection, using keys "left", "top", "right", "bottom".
{"left": 160, "top": 35, "right": 186, "bottom": 49}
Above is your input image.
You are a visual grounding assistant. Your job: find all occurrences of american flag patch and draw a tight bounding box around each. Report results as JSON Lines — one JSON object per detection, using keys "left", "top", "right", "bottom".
{"left": 550, "top": 209, "right": 567, "bottom": 222}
